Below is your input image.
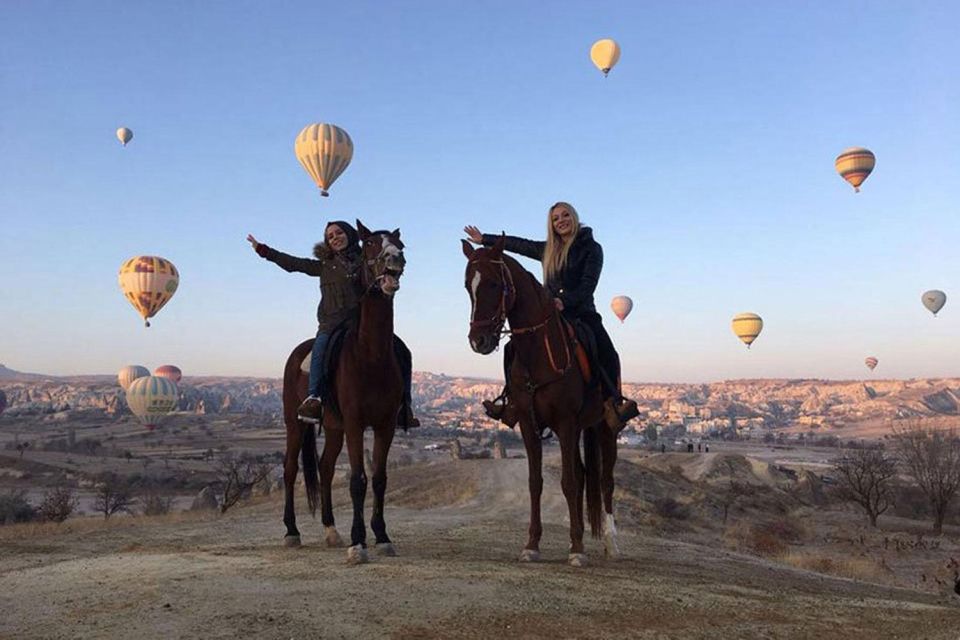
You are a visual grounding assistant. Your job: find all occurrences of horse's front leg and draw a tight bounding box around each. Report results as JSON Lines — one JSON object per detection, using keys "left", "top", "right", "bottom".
{"left": 599, "top": 423, "right": 620, "bottom": 558}
{"left": 282, "top": 421, "right": 302, "bottom": 547}
{"left": 319, "top": 426, "right": 344, "bottom": 548}
{"left": 518, "top": 417, "right": 543, "bottom": 562}
{"left": 557, "top": 420, "right": 587, "bottom": 567}
{"left": 370, "top": 424, "right": 397, "bottom": 556}
{"left": 344, "top": 426, "right": 369, "bottom": 564}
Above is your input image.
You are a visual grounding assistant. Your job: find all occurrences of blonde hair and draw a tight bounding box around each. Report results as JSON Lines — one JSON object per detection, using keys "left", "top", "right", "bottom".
{"left": 542, "top": 202, "right": 580, "bottom": 284}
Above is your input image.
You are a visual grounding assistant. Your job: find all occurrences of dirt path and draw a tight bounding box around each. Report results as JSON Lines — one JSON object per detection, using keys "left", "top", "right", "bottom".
{"left": 1, "top": 458, "right": 958, "bottom": 639}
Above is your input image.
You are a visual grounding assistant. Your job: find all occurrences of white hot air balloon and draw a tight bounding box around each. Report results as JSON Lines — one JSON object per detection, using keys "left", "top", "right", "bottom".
{"left": 116, "top": 127, "right": 133, "bottom": 146}
{"left": 118, "top": 365, "right": 150, "bottom": 392}
{"left": 126, "top": 376, "right": 179, "bottom": 430}
{"left": 922, "top": 290, "right": 947, "bottom": 316}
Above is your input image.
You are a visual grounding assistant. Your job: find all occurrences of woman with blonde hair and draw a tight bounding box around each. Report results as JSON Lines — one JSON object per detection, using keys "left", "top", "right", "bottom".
{"left": 464, "top": 202, "right": 639, "bottom": 431}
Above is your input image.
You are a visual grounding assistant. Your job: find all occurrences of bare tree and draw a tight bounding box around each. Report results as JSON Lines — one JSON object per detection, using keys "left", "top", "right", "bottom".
{"left": 892, "top": 423, "right": 960, "bottom": 534}
{"left": 37, "top": 486, "right": 78, "bottom": 523}
{"left": 834, "top": 448, "right": 897, "bottom": 527}
{"left": 215, "top": 454, "right": 273, "bottom": 514}
{"left": 93, "top": 473, "right": 136, "bottom": 519}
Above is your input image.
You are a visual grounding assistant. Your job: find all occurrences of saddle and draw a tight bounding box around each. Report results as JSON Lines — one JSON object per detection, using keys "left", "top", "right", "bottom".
{"left": 563, "top": 317, "right": 598, "bottom": 389}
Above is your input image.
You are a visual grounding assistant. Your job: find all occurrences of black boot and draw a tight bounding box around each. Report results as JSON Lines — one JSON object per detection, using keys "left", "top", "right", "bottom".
{"left": 398, "top": 403, "right": 420, "bottom": 429}
{"left": 298, "top": 396, "right": 323, "bottom": 424}
{"left": 483, "top": 398, "right": 519, "bottom": 428}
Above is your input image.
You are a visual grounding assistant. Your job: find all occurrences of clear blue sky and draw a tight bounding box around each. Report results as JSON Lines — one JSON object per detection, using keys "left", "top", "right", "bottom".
{"left": 2, "top": 1, "right": 959, "bottom": 382}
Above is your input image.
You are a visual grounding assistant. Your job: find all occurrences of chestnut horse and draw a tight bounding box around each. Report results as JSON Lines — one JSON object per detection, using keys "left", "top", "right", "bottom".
{"left": 462, "top": 237, "right": 620, "bottom": 566}
{"left": 281, "top": 221, "right": 407, "bottom": 564}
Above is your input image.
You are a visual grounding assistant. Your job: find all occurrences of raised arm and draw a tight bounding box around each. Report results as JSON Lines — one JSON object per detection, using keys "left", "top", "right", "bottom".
{"left": 247, "top": 234, "right": 324, "bottom": 276}
{"left": 558, "top": 242, "right": 602, "bottom": 310}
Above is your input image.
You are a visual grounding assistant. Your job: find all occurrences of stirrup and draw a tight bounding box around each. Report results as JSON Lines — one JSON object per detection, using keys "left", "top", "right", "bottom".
{"left": 483, "top": 399, "right": 519, "bottom": 428}
{"left": 298, "top": 396, "right": 323, "bottom": 424}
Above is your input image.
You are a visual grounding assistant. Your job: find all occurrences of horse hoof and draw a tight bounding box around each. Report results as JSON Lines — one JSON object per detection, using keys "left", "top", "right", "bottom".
{"left": 603, "top": 542, "right": 621, "bottom": 559}
{"left": 346, "top": 545, "right": 368, "bottom": 565}
{"left": 375, "top": 543, "right": 397, "bottom": 557}
{"left": 283, "top": 535, "right": 302, "bottom": 548}
{"left": 568, "top": 553, "right": 589, "bottom": 567}
{"left": 518, "top": 549, "right": 540, "bottom": 563}
{"left": 324, "top": 527, "right": 343, "bottom": 548}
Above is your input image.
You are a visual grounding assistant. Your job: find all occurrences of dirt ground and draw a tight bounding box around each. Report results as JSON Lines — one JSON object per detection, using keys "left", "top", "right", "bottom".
{"left": 1, "top": 456, "right": 959, "bottom": 640}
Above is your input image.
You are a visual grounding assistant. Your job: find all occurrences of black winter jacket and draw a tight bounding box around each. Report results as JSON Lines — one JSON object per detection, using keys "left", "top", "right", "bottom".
{"left": 482, "top": 226, "right": 603, "bottom": 318}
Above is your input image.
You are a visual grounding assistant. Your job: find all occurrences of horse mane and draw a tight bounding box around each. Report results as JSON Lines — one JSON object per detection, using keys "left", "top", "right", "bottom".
{"left": 499, "top": 253, "right": 551, "bottom": 308}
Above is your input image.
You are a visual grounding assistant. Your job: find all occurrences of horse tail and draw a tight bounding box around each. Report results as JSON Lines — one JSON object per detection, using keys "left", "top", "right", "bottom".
{"left": 583, "top": 426, "right": 603, "bottom": 538}
{"left": 301, "top": 422, "right": 320, "bottom": 516}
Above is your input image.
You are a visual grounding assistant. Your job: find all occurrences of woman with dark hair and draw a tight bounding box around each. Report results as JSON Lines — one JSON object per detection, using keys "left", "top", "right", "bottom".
{"left": 248, "top": 221, "right": 418, "bottom": 428}
{"left": 465, "top": 202, "right": 639, "bottom": 431}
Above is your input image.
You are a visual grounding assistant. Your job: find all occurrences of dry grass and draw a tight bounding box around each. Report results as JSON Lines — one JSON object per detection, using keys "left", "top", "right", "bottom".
{"left": 778, "top": 550, "right": 891, "bottom": 582}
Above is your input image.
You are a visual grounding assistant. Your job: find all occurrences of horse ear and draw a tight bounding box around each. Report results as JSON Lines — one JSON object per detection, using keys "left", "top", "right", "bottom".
{"left": 391, "top": 228, "right": 401, "bottom": 239}
{"left": 461, "top": 239, "right": 475, "bottom": 259}
{"left": 356, "top": 219, "right": 371, "bottom": 240}
{"left": 490, "top": 233, "right": 506, "bottom": 256}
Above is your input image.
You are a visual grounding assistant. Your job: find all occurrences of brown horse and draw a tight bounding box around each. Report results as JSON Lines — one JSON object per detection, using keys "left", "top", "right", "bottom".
{"left": 281, "top": 221, "right": 407, "bottom": 564}
{"left": 462, "top": 237, "right": 621, "bottom": 566}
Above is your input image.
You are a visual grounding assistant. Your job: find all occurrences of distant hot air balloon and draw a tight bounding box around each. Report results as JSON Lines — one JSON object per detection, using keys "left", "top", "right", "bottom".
{"left": 295, "top": 123, "right": 353, "bottom": 197}
{"left": 610, "top": 296, "right": 633, "bottom": 322}
{"left": 732, "top": 312, "right": 763, "bottom": 348}
{"left": 865, "top": 357, "right": 878, "bottom": 371}
{"left": 922, "top": 290, "right": 947, "bottom": 316}
{"left": 835, "top": 147, "right": 875, "bottom": 192}
{"left": 118, "top": 365, "right": 150, "bottom": 392}
{"left": 154, "top": 365, "right": 182, "bottom": 383}
{"left": 126, "top": 376, "right": 178, "bottom": 430}
{"left": 116, "top": 127, "right": 133, "bottom": 147}
{"left": 0, "top": 389, "right": 7, "bottom": 416}
{"left": 118, "top": 256, "right": 179, "bottom": 327}
{"left": 590, "top": 39, "right": 621, "bottom": 77}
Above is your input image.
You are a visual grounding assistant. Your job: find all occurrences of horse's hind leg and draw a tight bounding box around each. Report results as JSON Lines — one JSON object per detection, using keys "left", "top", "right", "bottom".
{"left": 518, "top": 417, "right": 543, "bottom": 562}
{"left": 344, "top": 427, "right": 369, "bottom": 564}
{"left": 371, "top": 425, "right": 396, "bottom": 556}
{"left": 599, "top": 424, "right": 621, "bottom": 558}
{"left": 282, "top": 422, "right": 302, "bottom": 547}
{"left": 319, "top": 427, "right": 344, "bottom": 548}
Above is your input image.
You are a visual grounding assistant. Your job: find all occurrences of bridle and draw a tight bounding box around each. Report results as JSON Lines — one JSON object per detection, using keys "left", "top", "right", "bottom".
{"left": 361, "top": 234, "right": 405, "bottom": 294}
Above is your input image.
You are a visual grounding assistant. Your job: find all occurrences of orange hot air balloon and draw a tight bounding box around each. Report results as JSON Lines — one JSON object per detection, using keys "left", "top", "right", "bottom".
{"left": 610, "top": 296, "right": 633, "bottom": 322}
{"left": 154, "top": 365, "right": 182, "bottom": 383}
{"left": 835, "top": 147, "right": 875, "bottom": 192}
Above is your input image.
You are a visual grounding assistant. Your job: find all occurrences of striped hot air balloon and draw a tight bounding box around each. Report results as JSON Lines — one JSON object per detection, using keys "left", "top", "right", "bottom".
{"left": 118, "top": 256, "right": 179, "bottom": 327}
{"left": 116, "top": 127, "right": 133, "bottom": 146}
{"left": 732, "top": 312, "right": 763, "bottom": 348}
{"left": 865, "top": 357, "right": 878, "bottom": 371}
{"left": 126, "top": 376, "right": 178, "bottom": 430}
{"left": 835, "top": 147, "right": 875, "bottom": 192}
{"left": 590, "top": 39, "right": 621, "bottom": 77}
{"left": 117, "top": 365, "right": 150, "bottom": 392}
{"left": 295, "top": 123, "right": 353, "bottom": 197}
{"left": 154, "top": 365, "right": 182, "bottom": 383}
{"left": 610, "top": 295, "right": 633, "bottom": 322}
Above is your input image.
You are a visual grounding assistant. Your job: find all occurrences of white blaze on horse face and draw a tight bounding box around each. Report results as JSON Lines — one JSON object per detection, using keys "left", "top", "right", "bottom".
{"left": 469, "top": 269, "right": 482, "bottom": 321}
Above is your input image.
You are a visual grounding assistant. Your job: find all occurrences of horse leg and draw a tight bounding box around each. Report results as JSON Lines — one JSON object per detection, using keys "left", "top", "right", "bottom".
{"left": 344, "top": 427, "right": 369, "bottom": 565}
{"left": 557, "top": 421, "right": 587, "bottom": 567}
{"left": 371, "top": 425, "right": 397, "bottom": 556}
{"left": 282, "top": 422, "right": 302, "bottom": 547}
{"left": 319, "top": 427, "right": 344, "bottom": 548}
{"left": 599, "top": 424, "right": 620, "bottom": 558}
{"left": 517, "top": 418, "right": 543, "bottom": 562}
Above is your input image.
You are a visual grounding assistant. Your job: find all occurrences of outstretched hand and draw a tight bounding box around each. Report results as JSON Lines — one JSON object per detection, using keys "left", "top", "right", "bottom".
{"left": 246, "top": 234, "right": 260, "bottom": 251}
{"left": 463, "top": 225, "right": 483, "bottom": 245}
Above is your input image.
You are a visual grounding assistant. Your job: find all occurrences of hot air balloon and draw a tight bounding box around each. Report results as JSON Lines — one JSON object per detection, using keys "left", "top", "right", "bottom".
{"left": 610, "top": 296, "right": 633, "bottom": 322}
{"left": 0, "top": 389, "right": 7, "bottom": 416}
{"left": 118, "top": 365, "right": 150, "bottom": 392}
{"left": 590, "top": 39, "right": 621, "bottom": 77}
{"left": 732, "top": 312, "right": 763, "bottom": 348}
{"left": 118, "top": 256, "right": 179, "bottom": 327}
{"left": 126, "top": 376, "right": 178, "bottom": 430}
{"left": 294, "top": 123, "right": 353, "bottom": 197}
{"left": 154, "top": 365, "right": 182, "bottom": 383}
{"left": 922, "top": 290, "right": 947, "bottom": 316}
{"left": 865, "top": 357, "right": 878, "bottom": 371}
{"left": 835, "top": 147, "right": 875, "bottom": 192}
{"left": 116, "top": 127, "right": 133, "bottom": 146}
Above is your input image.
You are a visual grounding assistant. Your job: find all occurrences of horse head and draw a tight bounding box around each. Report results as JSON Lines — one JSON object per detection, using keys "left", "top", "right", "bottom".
{"left": 358, "top": 219, "right": 406, "bottom": 297}
{"left": 462, "top": 236, "right": 516, "bottom": 355}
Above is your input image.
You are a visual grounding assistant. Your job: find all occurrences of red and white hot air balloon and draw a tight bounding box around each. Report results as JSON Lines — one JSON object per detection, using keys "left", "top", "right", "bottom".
{"left": 154, "top": 365, "right": 182, "bottom": 383}
{"left": 864, "top": 357, "right": 878, "bottom": 371}
{"left": 610, "top": 296, "right": 633, "bottom": 323}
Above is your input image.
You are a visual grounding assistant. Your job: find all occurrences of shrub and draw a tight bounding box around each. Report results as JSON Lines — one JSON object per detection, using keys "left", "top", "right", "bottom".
{"left": 0, "top": 490, "right": 36, "bottom": 525}
{"left": 653, "top": 497, "right": 690, "bottom": 520}
{"left": 140, "top": 492, "right": 173, "bottom": 516}
{"left": 37, "top": 486, "right": 78, "bottom": 523}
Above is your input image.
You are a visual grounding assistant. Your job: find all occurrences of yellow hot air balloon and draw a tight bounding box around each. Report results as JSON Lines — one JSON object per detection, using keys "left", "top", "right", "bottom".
{"left": 116, "top": 127, "right": 133, "bottom": 146}
{"left": 295, "top": 123, "right": 353, "bottom": 197}
{"left": 835, "top": 147, "right": 875, "bottom": 192}
{"left": 118, "top": 256, "right": 179, "bottom": 327}
{"left": 610, "top": 295, "right": 633, "bottom": 322}
{"left": 118, "top": 365, "right": 150, "bottom": 392}
{"left": 590, "top": 39, "right": 621, "bottom": 77}
{"left": 732, "top": 312, "right": 763, "bottom": 348}
{"left": 126, "top": 375, "right": 178, "bottom": 430}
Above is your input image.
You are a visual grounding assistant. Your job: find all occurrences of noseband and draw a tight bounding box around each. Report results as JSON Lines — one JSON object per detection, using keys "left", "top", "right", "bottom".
{"left": 468, "top": 258, "right": 552, "bottom": 337}
{"left": 362, "top": 236, "right": 405, "bottom": 293}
